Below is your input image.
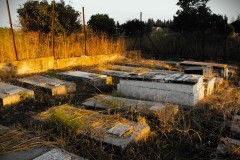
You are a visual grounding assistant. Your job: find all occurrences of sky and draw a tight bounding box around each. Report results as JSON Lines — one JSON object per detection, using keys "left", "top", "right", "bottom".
{"left": 0, "top": 0, "right": 239, "bottom": 27}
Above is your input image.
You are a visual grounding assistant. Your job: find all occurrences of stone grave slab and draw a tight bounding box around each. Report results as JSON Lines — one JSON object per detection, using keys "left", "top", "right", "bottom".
{"left": 35, "top": 104, "right": 150, "bottom": 150}
{"left": 117, "top": 73, "right": 204, "bottom": 106}
{"left": 57, "top": 71, "right": 112, "bottom": 87}
{"left": 204, "top": 77, "right": 216, "bottom": 96}
{"left": 180, "top": 61, "right": 228, "bottom": 79}
{"left": 0, "top": 82, "right": 34, "bottom": 106}
{"left": 184, "top": 66, "right": 213, "bottom": 78}
{"left": 17, "top": 75, "right": 76, "bottom": 96}
{"left": 82, "top": 95, "right": 179, "bottom": 115}
{"left": 110, "top": 65, "right": 152, "bottom": 75}
{"left": 0, "top": 124, "right": 9, "bottom": 131}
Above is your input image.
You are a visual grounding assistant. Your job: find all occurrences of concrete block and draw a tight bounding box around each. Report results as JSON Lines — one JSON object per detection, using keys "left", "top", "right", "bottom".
{"left": 57, "top": 71, "right": 112, "bottom": 87}
{"left": 17, "top": 75, "right": 76, "bottom": 96}
{"left": 119, "top": 79, "right": 202, "bottom": 94}
{"left": 0, "top": 82, "right": 34, "bottom": 106}
{"left": 117, "top": 84, "right": 205, "bottom": 106}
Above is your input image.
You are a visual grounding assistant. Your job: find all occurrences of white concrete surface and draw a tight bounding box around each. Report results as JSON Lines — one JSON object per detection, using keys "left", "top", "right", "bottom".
{"left": 117, "top": 83, "right": 205, "bottom": 106}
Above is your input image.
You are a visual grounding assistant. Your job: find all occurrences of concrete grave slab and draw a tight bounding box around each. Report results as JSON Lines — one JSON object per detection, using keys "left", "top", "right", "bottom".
{"left": 0, "top": 124, "right": 9, "bottom": 131}
{"left": 17, "top": 75, "right": 76, "bottom": 96}
{"left": 57, "top": 71, "right": 112, "bottom": 87}
{"left": 180, "top": 61, "right": 228, "bottom": 79}
{"left": 184, "top": 66, "right": 213, "bottom": 78}
{"left": 107, "top": 124, "right": 133, "bottom": 137}
{"left": 116, "top": 73, "right": 205, "bottom": 106}
{"left": 82, "top": 95, "right": 179, "bottom": 114}
{"left": 0, "top": 82, "right": 34, "bottom": 106}
{"left": 117, "top": 83, "right": 205, "bottom": 106}
{"left": 35, "top": 104, "right": 150, "bottom": 150}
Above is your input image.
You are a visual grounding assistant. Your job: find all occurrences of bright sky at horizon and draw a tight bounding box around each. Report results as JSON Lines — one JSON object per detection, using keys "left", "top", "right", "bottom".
{"left": 0, "top": 0, "right": 239, "bottom": 27}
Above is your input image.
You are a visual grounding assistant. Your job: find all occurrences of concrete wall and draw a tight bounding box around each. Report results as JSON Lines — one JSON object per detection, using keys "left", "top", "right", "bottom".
{"left": 0, "top": 54, "right": 121, "bottom": 75}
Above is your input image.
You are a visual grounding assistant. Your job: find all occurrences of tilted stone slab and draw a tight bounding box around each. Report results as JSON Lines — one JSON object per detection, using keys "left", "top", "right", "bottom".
{"left": 57, "top": 71, "right": 112, "bottom": 87}
{"left": 82, "top": 95, "right": 179, "bottom": 114}
{"left": 0, "top": 82, "right": 34, "bottom": 106}
{"left": 204, "top": 77, "right": 216, "bottom": 96}
{"left": 35, "top": 104, "right": 150, "bottom": 150}
{"left": 17, "top": 75, "right": 76, "bottom": 96}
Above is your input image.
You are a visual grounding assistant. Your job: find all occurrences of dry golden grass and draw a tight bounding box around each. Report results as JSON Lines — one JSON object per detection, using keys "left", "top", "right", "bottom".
{"left": 0, "top": 28, "right": 125, "bottom": 62}
{"left": 0, "top": 126, "right": 56, "bottom": 155}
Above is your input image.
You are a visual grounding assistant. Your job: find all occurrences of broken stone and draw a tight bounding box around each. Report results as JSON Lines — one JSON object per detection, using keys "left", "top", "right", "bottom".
{"left": 17, "top": 75, "right": 76, "bottom": 96}
{"left": 217, "top": 137, "right": 240, "bottom": 156}
{"left": 0, "top": 82, "right": 34, "bottom": 106}
{"left": 107, "top": 124, "right": 133, "bottom": 137}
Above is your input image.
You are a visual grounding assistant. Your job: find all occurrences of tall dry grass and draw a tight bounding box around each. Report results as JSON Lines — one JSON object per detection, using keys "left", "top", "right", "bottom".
{"left": 0, "top": 28, "right": 125, "bottom": 63}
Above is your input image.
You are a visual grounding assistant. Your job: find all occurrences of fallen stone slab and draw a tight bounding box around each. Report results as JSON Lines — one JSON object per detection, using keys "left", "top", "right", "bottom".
{"left": 57, "top": 71, "right": 112, "bottom": 87}
{"left": 217, "top": 137, "right": 240, "bottom": 156}
{"left": 0, "top": 82, "right": 34, "bottom": 106}
{"left": 82, "top": 95, "right": 179, "bottom": 115}
{"left": 17, "top": 75, "right": 76, "bottom": 96}
{"left": 35, "top": 104, "right": 150, "bottom": 150}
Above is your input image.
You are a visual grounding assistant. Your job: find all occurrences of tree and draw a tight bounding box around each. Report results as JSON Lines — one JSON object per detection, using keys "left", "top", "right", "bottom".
{"left": 87, "top": 14, "right": 116, "bottom": 35}
{"left": 231, "top": 18, "right": 240, "bottom": 33}
{"left": 17, "top": 0, "right": 81, "bottom": 35}
{"left": 119, "top": 19, "right": 145, "bottom": 36}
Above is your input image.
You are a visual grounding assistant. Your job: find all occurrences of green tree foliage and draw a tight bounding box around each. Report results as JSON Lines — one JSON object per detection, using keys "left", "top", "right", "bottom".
{"left": 119, "top": 19, "right": 145, "bottom": 36}
{"left": 17, "top": 0, "right": 81, "bottom": 35}
{"left": 172, "top": 0, "right": 228, "bottom": 34}
{"left": 87, "top": 14, "right": 116, "bottom": 35}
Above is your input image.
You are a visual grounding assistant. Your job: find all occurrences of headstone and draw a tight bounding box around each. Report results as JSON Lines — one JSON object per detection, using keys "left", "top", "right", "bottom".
{"left": 0, "top": 82, "right": 34, "bottom": 106}
{"left": 17, "top": 75, "right": 76, "bottom": 96}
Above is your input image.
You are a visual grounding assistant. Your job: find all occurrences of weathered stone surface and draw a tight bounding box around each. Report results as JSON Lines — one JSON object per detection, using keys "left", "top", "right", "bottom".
{"left": 17, "top": 75, "right": 76, "bottom": 96}
{"left": 0, "top": 147, "right": 49, "bottom": 160}
{"left": 110, "top": 65, "right": 152, "bottom": 75}
{"left": 82, "top": 95, "right": 179, "bottom": 113}
{"left": 117, "top": 83, "right": 205, "bottom": 106}
{"left": 35, "top": 104, "right": 150, "bottom": 150}
{"left": 57, "top": 71, "right": 112, "bottom": 87}
{"left": 107, "top": 124, "right": 133, "bottom": 137}
{"left": 33, "top": 148, "right": 71, "bottom": 160}
{"left": 0, "top": 82, "right": 34, "bottom": 106}
{"left": 180, "top": 61, "right": 228, "bottom": 78}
